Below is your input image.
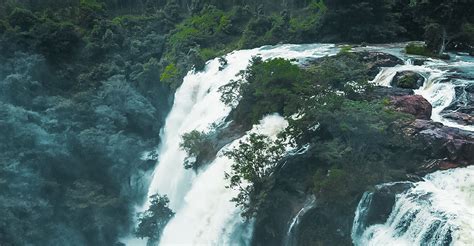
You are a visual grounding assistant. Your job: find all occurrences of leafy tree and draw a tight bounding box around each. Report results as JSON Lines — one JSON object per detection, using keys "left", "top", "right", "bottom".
{"left": 180, "top": 130, "right": 214, "bottom": 170}
{"left": 160, "top": 63, "right": 180, "bottom": 86}
{"left": 321, "top": 0, "right": 404, "bottom": 42}
{"left": 135, "top": 194, "right": 174, "bottom": 243}
{"left": 220, "top": 57, "right": 306, "bottom": 126}
{"left": 224, "top": 133, "right": 285, "bottom": 219}
{"left": 8, "top": 7, "right": 38, "bottom": 31}
{"left": 409, "top": 0, "right": 474, "bottom": 54}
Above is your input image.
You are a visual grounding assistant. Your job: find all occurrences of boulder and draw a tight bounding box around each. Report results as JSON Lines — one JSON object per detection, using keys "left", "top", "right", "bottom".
{"left": 412, "top": 58, "right": 426, "bottom": 66}
{"left": 441, "top": 84, "right": 474, "bottom": 126}
{"left": 402, "top": 119, "right": 474, "bottom": 165}
{"left": 443, "top": 112, "right": 474, "bottom": 125}
{"left": 361, "top": 182, "right": 414, "bottom": 228}
{"left": 390, "top": 95, "right": 432, "bottom": 120}
{"left": 360, "top": 52, "right": 404, "bottom": 78}
{"left": 391, "top": 71, "right": 425, "bottom": 89}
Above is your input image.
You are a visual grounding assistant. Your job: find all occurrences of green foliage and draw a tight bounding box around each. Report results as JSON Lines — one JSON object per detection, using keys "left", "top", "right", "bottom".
{"left": 338, "top": 45, "right": 353, "bottom": 54}
{"left": 306, "top": 52, "right": 371, "bottom": 99}
{"left": 224, "top": 133, "right": 285, "bottom": 219}
{"left": 221, "top": 57, "right": 306, "bottom": 125}
{"left": 169, "top": 6, "right": 227, "bottom": 47}
{"left": 8, "top": 7, "right": 38, "bottom": 31}
{"left": 397, "top": 75, "right": 418, "bottom": 89}
{"left": 313, "top": 169, "right": 355, "bottom": 206}
{"left": 461, "top": 23, "right": 474, "bottom": 45}
{"left": 0, "top": 20, "right": 9, "bottom": 34}
{"left": 405, "top": 42, "right": 433, "bottom": 57}
{"left": 180, "top": 130, "right": 214, "bottom": 170}
{"left": 160, "top": 63, "right": 180, "bottom": 85}
{"left": 65, "top": 180, "right": 120, "bottom": 210}
{"left": 80, "top": 0, "right": 104, "bottom": 12}
{"left": 135, "top": 194, "right": 174, "bottom": 242}
{"left": 36, "top": 21, "right": 82, "bottom": 60}
{"left": 289, "top": 0, "right": 326, "bottom": 41}
{"left": 321, "top": 0, "right": 404, "bottom": 42}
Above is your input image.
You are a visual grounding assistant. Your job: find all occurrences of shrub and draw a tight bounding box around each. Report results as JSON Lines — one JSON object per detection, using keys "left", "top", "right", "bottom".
{"left": 405, "top": 42, "right": 433, "bottom": 57}
{"left": 136, "top": 194, "right": 174, "bottom": 242}
{"left": 221, "top": 57, "right": 305, "bottom": 125}
{"left": 180, "top": 130, "right": 214, "bottom": 170}
{"left": 160, "top": 63, "right": 179, "bottom": 85}
{"left": 8, "top": 8, "right": 38, "bottom": 32}
{"left": 224, "top": 133, "right": 286, "bottom": 219}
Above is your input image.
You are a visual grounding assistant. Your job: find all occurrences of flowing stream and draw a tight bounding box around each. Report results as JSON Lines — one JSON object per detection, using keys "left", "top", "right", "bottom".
{"left": 353, "top": 45, "right": 474, "bottom": 246}
{"left": 366, "top": 45, "right": 474, "bottom": 131}
{"left": 352, "top": 167, "right": 474, "bottom": 246}
{"left": 283, "top": 195, "right": 317, "bottom": 246}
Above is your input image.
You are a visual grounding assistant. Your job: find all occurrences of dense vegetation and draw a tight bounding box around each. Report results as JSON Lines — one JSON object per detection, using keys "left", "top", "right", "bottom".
{"left": 135, "top": 194, "right": 174, "bottom": 244}
{"left": 0, "top": 0, "right": 472, "bottom": 245}
{"left": 221, "top": 55, "right": 427, "bottom": 244}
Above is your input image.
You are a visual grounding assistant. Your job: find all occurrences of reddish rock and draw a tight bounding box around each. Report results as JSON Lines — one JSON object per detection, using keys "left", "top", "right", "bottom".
{"left": 443, "top": 112, "right": 474, "bottom": 125}
{"left": 438, "top": 161, "right": 462, "bottom": 170}
{"left": 390, "top": 95, "right": 432, "bottom": 120}
{"left": 403, "top": 119, "right": 474, "bottom": 166}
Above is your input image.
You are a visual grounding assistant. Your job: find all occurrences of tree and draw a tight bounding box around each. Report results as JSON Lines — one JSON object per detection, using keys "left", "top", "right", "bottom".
{"left": 135, "top": 194, "right": 174, "bottom": 243}
{"left": 321, "top": 0, "right": 404, "bottom": 42}
{"left": 410, "top": 0, "right": 474, "bottom": 54}
{"left": 224, "top": 133, "right": 285, "bottom": 219}
{"left": 180, "top": 130, "right": 214, "bottom": 170}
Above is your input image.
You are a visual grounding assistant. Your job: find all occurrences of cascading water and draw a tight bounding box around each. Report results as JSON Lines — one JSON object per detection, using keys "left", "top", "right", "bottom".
{"left": 352, "top": 166, "right": 474, "bottom": 246}
{"left": 138, "top": 44, "right": 339, "bottom": 245}
{"left": 368, "top": 46, "right": 474, "bottom": 131}
{"left": 353, "top": 45, "right": 474, "bottom": 246}
{"left": 283, "top": 195, "right": 317, "bottom": 246}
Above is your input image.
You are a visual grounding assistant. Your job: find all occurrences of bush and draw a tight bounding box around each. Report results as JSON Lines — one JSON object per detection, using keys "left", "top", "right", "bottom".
{"left": 36, "top": 22, "right": 82, "bottom": 60}
{"left": 180, "top": 130, "right": 214, "bottom": 170}
{"left": 224, "top": 133, "right": 286, "bottom": 219}
{"left": 160, "top": 63, "right": 179, "bottom": 86}
{"left": 136, "top": 194, "right": 174, "bottom": 242}
{"left": 8, "top": 8, "right": 38, "bottom": 32}
{"left": 221, "top": 57, "right": 305, "bottom": 125}
{"left": 405, "top": 42, "right": 433, "bottom": 57}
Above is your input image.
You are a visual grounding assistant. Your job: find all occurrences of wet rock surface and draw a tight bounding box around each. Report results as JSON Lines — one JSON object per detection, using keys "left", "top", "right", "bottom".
{"left": 403, "top": 119, "right": 474, "bottom": 166}
{"left": 359, "top": 52, "right": 404, "bottom": 78}
{"left": 362, "top": 182, "right": 414, "bottom": 229}
{"left": 391, "top": 71, "right": 425, "bottom": 89}
{"left": 441, "top": 84, "right": 474, "bottom": 125}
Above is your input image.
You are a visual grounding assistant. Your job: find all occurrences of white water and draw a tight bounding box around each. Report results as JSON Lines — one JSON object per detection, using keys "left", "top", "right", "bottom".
{"left": 137, "top": 44, "right": 338, "bottom": 245}
{"left": 134, "top": 43, "right": 473, "bottom": 246}
{"left": 283, "top": 195, "right": 317, "bottom": 246}
{"left": 370, "top": 52, "right": 474, "bottom": 131}
{"left": 352, "top": 166, "right": 474, "bottom": 246}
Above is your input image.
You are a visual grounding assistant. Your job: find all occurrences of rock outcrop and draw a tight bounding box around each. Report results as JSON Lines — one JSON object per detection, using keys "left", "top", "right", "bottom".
{"left": 389, "top": 95, "right": 432, "bottom": 120}
{"left": 391, "top": 71, "right": 425, "bottom": 89}
{"left": 441, "top": 84, "right": 474, "bottom": 126}
{"left": 403, "top": 119, "right": 474, "bottom": 166}
{"left": 360, "top": 52, "right": 405, "bottom": 78}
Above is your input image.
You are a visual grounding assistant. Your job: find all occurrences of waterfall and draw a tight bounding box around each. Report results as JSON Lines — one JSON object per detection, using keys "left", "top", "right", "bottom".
{"left": 138, "top": 44, "right": 339, "bottom": 245}
{"left": 283, "top": 195, "right": 317, "bottom": 246}
{"left": 370, "top": 49, "right": 474, "bottom": 131}
{"left": 351, "top": 192, "right": 374, "bottom": 241}
{"left": 352, "top": 166, "right": 474, "bottom": 246}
